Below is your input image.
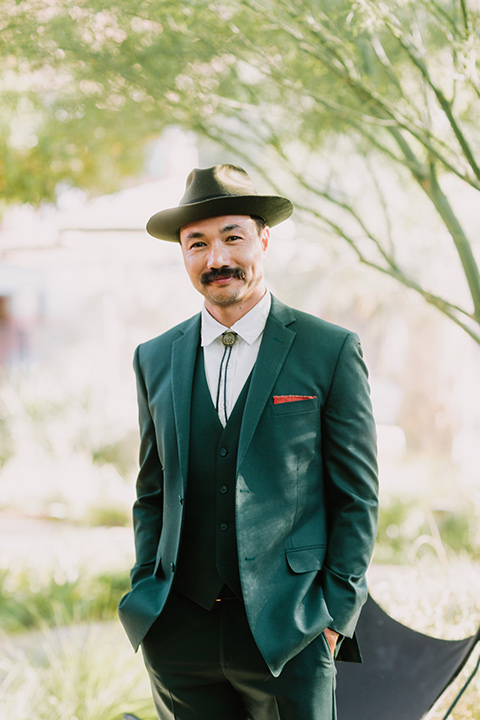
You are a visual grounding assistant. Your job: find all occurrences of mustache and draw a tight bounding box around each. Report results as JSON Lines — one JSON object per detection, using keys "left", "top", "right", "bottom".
{"left": 200, "top": 267, "right": 246, "bottom": 285}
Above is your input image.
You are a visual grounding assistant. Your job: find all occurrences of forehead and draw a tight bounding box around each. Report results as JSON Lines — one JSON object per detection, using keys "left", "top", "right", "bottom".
{"left": 179, "top": 214, "right": 255, "bottom": 241}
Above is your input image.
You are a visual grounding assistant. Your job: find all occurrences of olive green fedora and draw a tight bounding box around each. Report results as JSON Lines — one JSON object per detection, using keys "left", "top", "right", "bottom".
{"left": 146, "top": 164, "right": 294, "bottom": 242}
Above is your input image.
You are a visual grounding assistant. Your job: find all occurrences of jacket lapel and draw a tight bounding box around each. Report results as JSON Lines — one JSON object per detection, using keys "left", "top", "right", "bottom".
{"left": 237, "top": 297, "right": 296, "bottom": 470}
{"left": 171, "top": 313, "right": 201, "bottom": 490}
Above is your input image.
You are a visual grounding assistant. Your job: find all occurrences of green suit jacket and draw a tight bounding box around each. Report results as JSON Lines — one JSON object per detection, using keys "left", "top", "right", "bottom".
{"left": 118, "top": 296, "right": 379, "bottom": 677}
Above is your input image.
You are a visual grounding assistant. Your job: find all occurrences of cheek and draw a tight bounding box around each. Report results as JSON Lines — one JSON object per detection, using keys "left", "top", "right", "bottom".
{"left": 183, "top": 259, "right": 202, "bottom": 283}
{"left": 249, "top": 257, "right": 264, "bottom": 277}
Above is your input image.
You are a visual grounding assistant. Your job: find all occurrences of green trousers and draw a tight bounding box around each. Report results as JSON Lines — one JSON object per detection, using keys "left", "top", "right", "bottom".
{"left": 141, "top": 591, "right": 337, "bottom": 720}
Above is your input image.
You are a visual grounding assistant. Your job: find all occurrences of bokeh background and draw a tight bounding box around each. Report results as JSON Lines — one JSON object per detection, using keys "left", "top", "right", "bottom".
{"left": 1, "top": 2, "right": 479, "bottom": 718}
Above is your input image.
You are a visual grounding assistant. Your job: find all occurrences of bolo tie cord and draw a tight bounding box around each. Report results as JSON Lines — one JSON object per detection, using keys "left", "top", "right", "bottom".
{"left": 216, "top": 331, "right": 238, "bottom": 425}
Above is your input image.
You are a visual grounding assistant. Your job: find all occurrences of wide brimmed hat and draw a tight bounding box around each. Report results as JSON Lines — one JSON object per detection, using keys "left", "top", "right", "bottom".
{"left": 146, "top": 164, "right": 294, "bottom": 242}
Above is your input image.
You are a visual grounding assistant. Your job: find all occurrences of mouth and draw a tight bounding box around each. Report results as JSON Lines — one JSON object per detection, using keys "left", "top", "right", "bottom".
{"left": 201, "top": 267, "right": 246, "bottom": 285}
{"left": 211, "top": 276, "right": 234, "bottom": 285}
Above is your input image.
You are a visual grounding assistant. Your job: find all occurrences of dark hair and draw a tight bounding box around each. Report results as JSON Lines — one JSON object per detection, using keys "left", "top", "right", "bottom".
{"left": 251, "top": 215, "right": 267, "bottom": 235}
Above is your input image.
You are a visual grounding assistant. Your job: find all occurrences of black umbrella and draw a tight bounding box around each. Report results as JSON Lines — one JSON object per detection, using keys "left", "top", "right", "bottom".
{"left": 336, "top": 594, "right": 480, "bottom": 720}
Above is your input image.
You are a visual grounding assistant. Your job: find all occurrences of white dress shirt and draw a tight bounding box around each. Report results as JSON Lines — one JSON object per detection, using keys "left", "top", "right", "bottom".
{"left": 201, "top": 292, "right": 271, "bottom": 426}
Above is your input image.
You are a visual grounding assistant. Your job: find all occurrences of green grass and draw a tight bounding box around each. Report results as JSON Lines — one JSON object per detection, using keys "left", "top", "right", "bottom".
{"left": 0, "top": 621, "right": 156, "bottom": 720}
{"left": 0, "top": 566, "right": 130, "bottom": 636}
{"left": 374, "top": 494, "right": 480, "bottom": 565}
{"left": 0, "top": 566, "right": 155, "bottom": 720}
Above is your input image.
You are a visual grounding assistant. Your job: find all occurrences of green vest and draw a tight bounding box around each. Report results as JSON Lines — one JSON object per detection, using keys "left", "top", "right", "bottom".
{"left": 172, "top": 348, "right": 251, "bottom": 609}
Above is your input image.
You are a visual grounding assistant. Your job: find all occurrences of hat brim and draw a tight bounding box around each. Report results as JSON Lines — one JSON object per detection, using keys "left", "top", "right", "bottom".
{"left": 146, "top": 195, "right": 293, "bottom": 242}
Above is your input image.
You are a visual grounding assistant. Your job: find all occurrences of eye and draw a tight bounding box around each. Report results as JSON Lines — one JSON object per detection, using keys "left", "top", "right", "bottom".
{"left": 226, "top": 235, "right": 241, "bottom": 242}
{"left": 189, "top": 240, "right": 206, "bottom": 249}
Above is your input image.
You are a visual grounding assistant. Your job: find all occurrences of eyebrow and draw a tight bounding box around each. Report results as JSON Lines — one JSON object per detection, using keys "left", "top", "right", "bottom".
{"left": 221, "top": 223, "right": 242, "bottom": 233}
{"left": 183, "top": 223, "right": 243, "bottom": 241}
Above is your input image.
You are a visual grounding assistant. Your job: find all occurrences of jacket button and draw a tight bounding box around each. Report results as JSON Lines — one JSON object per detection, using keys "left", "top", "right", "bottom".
{"left": 219, "top": 522, "right": 228, "bottom": 532}
{"left": 219, "top": 485, "right": 228, "bottom": 494}
{"left": 170, "top": 562, "right": 175, "bottom": 572}
{"left": 178, "top": 495, "right": 184, "bottom": 505}
{"left": 219, "top": 447, "right": 228, "bottom": 457}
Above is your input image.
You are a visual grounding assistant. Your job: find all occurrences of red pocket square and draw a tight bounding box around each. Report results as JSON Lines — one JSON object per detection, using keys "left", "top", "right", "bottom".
{"left": 273, "top": 394, "right": 317, "bottom": 405}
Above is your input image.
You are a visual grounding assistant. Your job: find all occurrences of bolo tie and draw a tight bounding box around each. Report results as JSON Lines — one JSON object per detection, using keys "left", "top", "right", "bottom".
{"left": 216, "top": 330, "right": 238, "bottom": 425}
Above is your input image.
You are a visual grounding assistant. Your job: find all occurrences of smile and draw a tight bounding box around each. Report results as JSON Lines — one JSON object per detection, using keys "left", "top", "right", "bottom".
{"left": 210, "top": 276, "right": 236, "bottom": 285}
{"left": 201, "top": 267, "right": 246, "bottom": 285}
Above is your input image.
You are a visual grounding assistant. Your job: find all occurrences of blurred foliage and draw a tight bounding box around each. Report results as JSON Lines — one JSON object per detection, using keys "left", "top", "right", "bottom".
{"left": 84, "top": 502, "right": 130, "bottom": 527}
{"left": 0, "top": 410, "right": 14, "bottom": 468}
{"left": 0, "top": 566, "right": 129, "bottom": 635}
{"left": 1, "top": 370, "right": 137, "bottom": 473}
{"left": 0, "top": 369, "right": 137, "bottom": 521}
{"left": 1, "top": 0, "right": 480, "bottom": 341}
{"left": 90, "top": 430, "right": 140, "bottom": 478}
{"left": 0, "top": 621, "right": 156, "bottom": 720}
{"left": 375, "top": 495, "right": 480, "bottom": 564}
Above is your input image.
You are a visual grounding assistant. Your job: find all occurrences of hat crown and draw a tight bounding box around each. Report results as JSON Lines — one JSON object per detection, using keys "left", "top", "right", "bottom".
{"left": 146, "top": 163, "right": 293, "bottom": 241}
{"left": 180, "top": 164, "right": 258, "bottom": 206}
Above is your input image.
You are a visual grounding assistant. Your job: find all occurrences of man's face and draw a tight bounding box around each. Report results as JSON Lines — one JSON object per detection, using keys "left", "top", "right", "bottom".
{"left": 179, "top": 215, "right": 269, "bottom": 313}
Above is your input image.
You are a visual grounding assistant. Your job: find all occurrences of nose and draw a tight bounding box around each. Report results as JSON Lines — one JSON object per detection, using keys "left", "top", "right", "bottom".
{"left": 206, "top": 240, "right": 230, "bottom": 269}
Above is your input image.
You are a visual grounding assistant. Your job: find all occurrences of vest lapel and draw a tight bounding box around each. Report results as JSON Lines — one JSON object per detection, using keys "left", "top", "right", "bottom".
{"left": 237, "top": 298, "right": 296, "bottom": 470}
{"left": 171, "top": 314, "right": 201, "bottom": 490}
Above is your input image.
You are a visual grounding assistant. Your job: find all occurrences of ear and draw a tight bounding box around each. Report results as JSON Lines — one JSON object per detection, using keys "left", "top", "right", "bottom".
{"left": 261, "top": 226, "right": 270, "bottom": 252}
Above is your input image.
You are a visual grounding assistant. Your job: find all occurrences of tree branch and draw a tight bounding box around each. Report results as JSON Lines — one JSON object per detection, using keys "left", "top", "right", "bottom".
{"left": 392, "top": 31, "right": 480, "bottom": 181}
{"left": 301, "top": 208, "right": 480, "bottom": 344}
{"left": 418, "top": 163, "right": 480, "bottom": 319}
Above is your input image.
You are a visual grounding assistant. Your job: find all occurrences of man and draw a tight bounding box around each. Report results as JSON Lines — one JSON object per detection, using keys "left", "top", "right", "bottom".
{"left": 119, "top": 164, "right": 379, "bottom": 720}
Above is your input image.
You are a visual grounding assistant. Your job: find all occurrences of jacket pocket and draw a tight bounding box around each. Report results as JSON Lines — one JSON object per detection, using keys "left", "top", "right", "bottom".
{"left": 286, "top": 545, "right": 326, "bottom": 573}
{"left": 270, "top": 396, "right": 320, "bottom": 415}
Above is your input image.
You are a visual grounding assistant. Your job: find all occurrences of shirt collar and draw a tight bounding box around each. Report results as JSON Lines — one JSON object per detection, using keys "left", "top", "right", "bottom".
{"left": 201, "top": 292, "right": 271, "bottom": 347}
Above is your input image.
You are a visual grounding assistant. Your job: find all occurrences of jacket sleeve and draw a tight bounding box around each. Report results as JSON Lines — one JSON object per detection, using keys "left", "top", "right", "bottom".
{"left": 321, "top": 332, "right": 379, "bottom": 638}
{"left": 130, "top": 344, "right": 164, "bottom": 588}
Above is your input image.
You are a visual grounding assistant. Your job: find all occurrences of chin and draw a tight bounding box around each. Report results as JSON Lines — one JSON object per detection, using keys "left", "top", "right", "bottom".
{"left": 208, "top": 293, "right": 243, "bottom": 308}
{"left": 205, "top": 286, "right": 246, "bottom": 307}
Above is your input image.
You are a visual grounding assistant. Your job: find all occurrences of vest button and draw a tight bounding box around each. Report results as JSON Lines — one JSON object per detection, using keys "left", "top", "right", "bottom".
{"left": 219, "top": 485, "right": 228, "bottom": 494}
{"left": 178, "top": 495, "right": 184, "bottom": 505}
{"left": 219, "top": 447, "right": 228, "bottom": 457}
{"left": 170, "top": 562, "right": 175, "bottom": 572}
{"left": 219, "top": 522, "right": 228, "bottom": 532}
